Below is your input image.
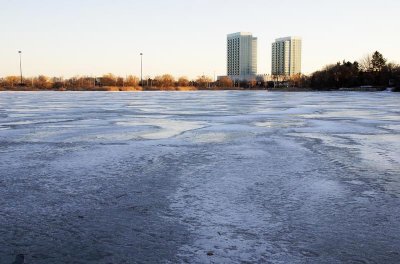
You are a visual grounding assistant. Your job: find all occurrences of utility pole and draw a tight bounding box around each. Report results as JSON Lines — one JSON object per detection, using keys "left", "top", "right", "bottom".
{"left": 140, "top": 53, "right": 143, "bottom": 87}
{"left": 214, "top": 71, "right": 216, "bottom": 88}
{"left": 18, "top": 51, "right": 23, "bottom": 85}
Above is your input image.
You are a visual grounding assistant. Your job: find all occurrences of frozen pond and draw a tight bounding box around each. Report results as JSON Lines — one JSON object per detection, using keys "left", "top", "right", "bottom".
{"left": 0, "top": 91, "right": 399, "bottom": 263}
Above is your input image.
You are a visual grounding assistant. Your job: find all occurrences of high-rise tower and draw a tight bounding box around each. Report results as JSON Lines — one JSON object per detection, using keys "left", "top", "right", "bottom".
{"left": 272, "top": 37, "right": 302, "bottom": 76}
{"left": 227, "top": 32, "right": 257, "bottom": 77}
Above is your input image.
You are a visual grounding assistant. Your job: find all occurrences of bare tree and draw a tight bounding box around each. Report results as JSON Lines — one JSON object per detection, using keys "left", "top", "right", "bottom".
{"left": 33, "top": 75, "right": 52, "bottom": 89}
{"left": 101, "top": 73, "right": 117, "bottom": 86}
{"left": 160, "top": 74, "right": 175, "bottom": 88}
{"left": 359, "top": 54, "right": 373, "bottom": 72}
{"left": 125, "top": 75, "right": 139, "bottom": 87}
{"left": 5, "top": 76, "right": 20, "bottom": 87}
{"left": 153, "top": 76, "right": 162, "bottom": 88}
{"left": 116, "top": 77, "right": 124, "bottom": 87}
{"left": 196, "top": 75, "right": 213, "bottom": 88}
{"left": 218, "top": 76, "right": 233, "bottom": 88}
{"left": 177, "top": 76, "right": 190, "bottom": 87}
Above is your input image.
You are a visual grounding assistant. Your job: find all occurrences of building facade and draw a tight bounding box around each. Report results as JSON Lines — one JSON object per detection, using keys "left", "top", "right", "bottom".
{"left": 271, "top": 37, "right": 302, "bottom": 76}
{"left": 227, "top": 32, "right": 257, "bottom": 78}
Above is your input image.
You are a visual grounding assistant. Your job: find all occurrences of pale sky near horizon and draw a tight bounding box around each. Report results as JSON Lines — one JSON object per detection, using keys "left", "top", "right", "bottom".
{"left": 1, "top": 0, "right": 399, "bottom": 79}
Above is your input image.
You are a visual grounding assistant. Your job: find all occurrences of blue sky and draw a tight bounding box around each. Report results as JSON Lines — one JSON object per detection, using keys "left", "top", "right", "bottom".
{"left": 1, "top": 0, "right": 399, "bottom": 78}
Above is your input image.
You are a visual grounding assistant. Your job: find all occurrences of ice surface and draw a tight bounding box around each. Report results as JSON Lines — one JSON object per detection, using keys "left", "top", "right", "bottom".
{"left": 0, "top": 91, "right": 399, "bottom": 263}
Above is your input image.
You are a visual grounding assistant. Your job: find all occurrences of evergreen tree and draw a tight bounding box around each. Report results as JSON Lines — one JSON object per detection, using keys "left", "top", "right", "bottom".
{"left": 371, "top": 51, "right": 387, "bottom": 72}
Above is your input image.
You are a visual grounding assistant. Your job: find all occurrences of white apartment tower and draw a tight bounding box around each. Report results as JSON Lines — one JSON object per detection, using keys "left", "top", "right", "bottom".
{"left": 227, "top": 32, "right": 257, "bottom": 77}
{"left": 272, "top": 37, "right": 302, "bottom": 76}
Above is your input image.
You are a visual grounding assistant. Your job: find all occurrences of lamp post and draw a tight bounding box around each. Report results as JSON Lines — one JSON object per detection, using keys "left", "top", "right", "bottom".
{"left": 18, "top": 51, "right": 23, "bottom": 85}
{"left": 140, "top": 53, "right": 143, "bottom": 87}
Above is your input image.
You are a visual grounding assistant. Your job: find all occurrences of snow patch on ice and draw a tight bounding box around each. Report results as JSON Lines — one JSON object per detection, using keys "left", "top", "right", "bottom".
{"left": 117, "top": 119, "right": 206, "bottom": 140}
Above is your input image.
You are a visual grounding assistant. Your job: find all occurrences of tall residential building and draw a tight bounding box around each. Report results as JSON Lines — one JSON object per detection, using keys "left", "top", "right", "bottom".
{"left": 227, "top": 32, "right": 257, "bottom": 78}
{"left": 271, "top": 36, "right": 302, "bottom": 76}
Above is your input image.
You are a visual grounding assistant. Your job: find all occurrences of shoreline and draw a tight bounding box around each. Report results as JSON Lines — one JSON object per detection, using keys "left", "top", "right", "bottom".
{"left": 0, "top": 86, "right": 396, "bottom": 92}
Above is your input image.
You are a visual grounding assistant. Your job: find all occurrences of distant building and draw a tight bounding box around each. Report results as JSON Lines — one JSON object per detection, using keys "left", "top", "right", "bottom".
{"left": 227, "top": 32, "right": 257, "bottom": 79}
{"left": 271, "top": 36, "right": 302, "bottom": 76}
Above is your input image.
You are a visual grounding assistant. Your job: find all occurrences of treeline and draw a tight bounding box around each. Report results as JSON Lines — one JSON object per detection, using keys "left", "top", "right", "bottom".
{"left": 0, "top": 74, "right": 140, "bottom": 91}
{"left": 0, "top": 73, "right": 263, "bottom": 91}
{"left": 1, "top": 51, "right": 399, "bottom": 91}
{"left": 143, "top": 75, "right": 216, "bottom": 90}
{"left": 0, "top": 73, "right": 223, "bottom": 91}
{"left": 294, "top": 51, "right": 400, "bottom": 91}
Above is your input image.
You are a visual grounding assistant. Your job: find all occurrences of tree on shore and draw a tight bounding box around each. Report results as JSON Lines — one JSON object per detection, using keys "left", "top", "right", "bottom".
{"left": 307, "top": 51, "right": 400, "bottom": 89}
{"left": 358, "top": 51, "right": 388, "bottom": 86}
{"left": 289, "top": 74, "right": 309, "bottom": 88}
{"left": 196, "top": 75, "right": 213, "bottom": 88}
{"left": 125, "top": 75, "right": 139, "bottom": 87}
{"left": 101, "top": 73, "right": 117, "bottom": 86}
{"left": 161, "top": 74, "right": 175, "bottom": 88}
{"left": 178, "top": 76, "right": 190, "bottom": 87}
{"left": 218, "top": 76, "right": 233, "bottom": 88}
{"left": 4, "top": 76, "right": 20, "bottom": 87}
{"left": 309, "top": 61, "right": 360, "bottom": 89}
{"left": 359, "top": 54, "right": 373, "bottom": 72}
{"left": 371, "top": 51, "right": 387, "bottom": 72}
{"left": 34, "top": 75, "right": 52, "bottom": 89}
{"left": 153, "top": 74, "right": 175, "bottom": 88}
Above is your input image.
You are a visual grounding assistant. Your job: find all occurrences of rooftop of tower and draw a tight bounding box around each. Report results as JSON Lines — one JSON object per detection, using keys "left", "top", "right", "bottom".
{"left": 275, "top": 36, "right": 302, "bottom": 42}
{"left": 227, "top": 32, "right": 253, "bottom": 38}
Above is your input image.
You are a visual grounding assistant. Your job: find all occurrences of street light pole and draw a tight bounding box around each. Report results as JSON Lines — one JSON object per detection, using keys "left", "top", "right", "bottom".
{"left": 18, "top": 51, "right": 23, "bottom": 85}
{"left": 140, "top": 53, "right": 143, "bottom": 87}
